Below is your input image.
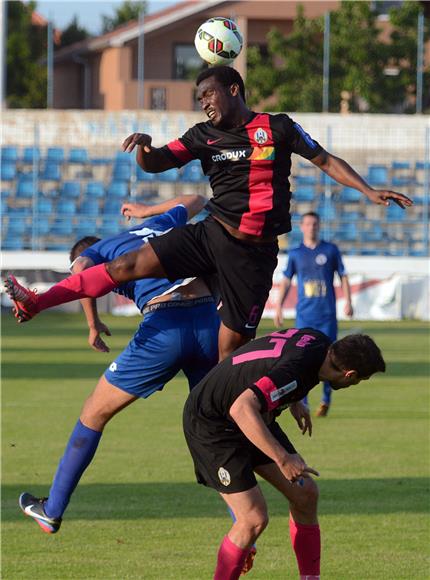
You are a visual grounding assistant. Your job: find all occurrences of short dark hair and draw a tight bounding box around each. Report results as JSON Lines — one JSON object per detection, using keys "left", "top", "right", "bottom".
{"left": 196, "top": 65, "right": 246, "bottom": 102}
{"left": 301, "top": 212, "right": 320, "bottom": 222}
{"left": 69, "top": 236, "right": 100, "bottom": 263}
{"left": 330, "top": 334, "right": 386, "bottom": 378}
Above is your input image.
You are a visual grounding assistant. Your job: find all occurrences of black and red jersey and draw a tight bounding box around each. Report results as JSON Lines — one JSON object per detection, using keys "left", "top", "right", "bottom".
{"left": 162, "top": 112, "right": 322, "bottom": 237}
{"left": 184, "top": 328, "right": 330, "bottom": 439}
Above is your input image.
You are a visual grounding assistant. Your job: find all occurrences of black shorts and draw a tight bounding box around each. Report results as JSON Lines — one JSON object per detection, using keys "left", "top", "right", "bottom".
{"left": 183, "top": 413, "right": 297, "bottom": 494}
{"left": 149, "top": 216, "right": 278, "bottom": 336}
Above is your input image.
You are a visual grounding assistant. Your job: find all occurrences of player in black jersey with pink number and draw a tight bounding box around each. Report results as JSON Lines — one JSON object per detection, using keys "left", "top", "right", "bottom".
{"left": 183, "top": 330, "right": 386, "bottom": 580}
{"left": 6, "top": 66, "right": 412, "bottom": 361}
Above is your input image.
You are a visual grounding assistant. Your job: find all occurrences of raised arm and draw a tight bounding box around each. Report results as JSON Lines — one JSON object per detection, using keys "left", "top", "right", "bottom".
{"left": 71, "top": 257, "right": 112, "bottom": 352}
{"left": 311, "top": 150, "right": 413, "bottom": 209}
{"left": 229, "top": 389, "right": 318, "bottom": 482}
{"left": 121, "top": 194, "right": 208, "bottom": 221}
{"left": 274, "top": 277, "right": 292, "bottom": 328}
{"left": 122, "top": 132, "right": 176, "bottom": 173}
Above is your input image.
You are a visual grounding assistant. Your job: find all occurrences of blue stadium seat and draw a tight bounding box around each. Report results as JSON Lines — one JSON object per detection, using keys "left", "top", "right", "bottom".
{"left": 85, "top": 181, "right": 105, "bottom": 198}
{"left": 295, "top": 175, "right": 318, "bottom": 186}
{"left": 37, "top": 197, "right": 54, "bottom": 214}
{"left": 1, "top": 188, "right": 12, "bottom": 198}
{"left": 136, "top": 165, "right": 155, "bottom": 182}
{"left": 106, "top": 181, "right": 128, "bottom": 198}
{"left": 318, "top": 201, "right": 337, "bottom": 220}
{"left": 367, "top": 165, "right": 388, "bottom": 186}
{"left": 181, "top": 161, "right": 205, "bottom": 182}
{"left": 49, "top": 242, "right": 71, "bottom": 251}
{"left": 40, "top": 163, "right": 61, "bottom": 181}
{"left": 1, "top": 162, "right": 17, "bottom": 181}
{"left": 75, "top": 218, "right": 98, "bottom": 238}
{"left": 2, "top": 236, "right": 25, "bottom": 250}
{"left": 112, "top": 164, "right": 131, "bottom": 181}
{"left": 22, "top": 147, "right": 40, "bottom": 164}
{"left": 60, "top": 181, "right": 81, "bottom": 198}
{"left": 362, "top": 226, "right": 383, "bottom": 242}
{"left": 99, "top": 218, "right": 121, "bottom": 237}
{"left": 287, "top": 230, "right": 302, "bottom": 247}
{"left": 50, "top": 220, "right": 74, "bottom": 237}
{"left": 335, "top": 223, "right": 358, "bottom": 242}
{"left": 293, "top": 186, "right": 314, "bottom": 202}
{"left": 114, "top": 151, "right": 132, "bottom": 165}
{"left": 340, "top": 187, "right": 361, "bottom": 202}
{"left": 90, "top": 156, "right": 113, "bottom": 166}
{"left": 57, "top": 199, "right": 77, "bottom": 215}
{"left": 342, "top": 211, "right": 361, "bottom": 222}
{"left": 36, "top": 217, "right": 51, "bottom": 235}
{"left": 80, "top": 199, "right": 99, "bottom": 216}
{"left": 7, "top": 218, "right": 27, "bottom": 235}
{"left": 1, "top": 197, "right": 8, "bottom": 214}
{"left": 16, "top": 177, "right": 36, "bottom": 199}
{"left": 68, "top": 148, "right": 89, "bottom": 164}
{"left": 1, "top": 146, "right": 18, "bottom": 162}
{"left": 157, "top": 168, "right": 180, "bottom": 182}
{"left": 8, "top": 206, "right": 32, "bottom": 217}
{"left": 386, "top": 203, "right": 406, "bottom": 221}
{"left": 46, "top": 147, "right": 65, "bottom": 163}
{"left": 103, "top": 199, "right": 123, "bottom": 215}
{"left": 360, "top": 248, "right": 378, "bottom": 256}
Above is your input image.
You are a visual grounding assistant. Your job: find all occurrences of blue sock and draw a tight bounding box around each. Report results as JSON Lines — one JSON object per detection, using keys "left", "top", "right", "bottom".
{"left": 45, "top": 420, "right": 102, "bottom": 519}
{"left": 322, "top": 381, "right": 332, "bottom": 405}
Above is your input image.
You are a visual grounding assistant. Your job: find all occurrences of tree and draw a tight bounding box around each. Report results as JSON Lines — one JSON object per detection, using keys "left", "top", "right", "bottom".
{"left": 6, "top": 0, "right": 47, "bottom": 108}
{"left": 246, "top": 0, "right": 429, "bottom": 113}
{"left": 247, "top": 5, "right": 324, "bottom": 112}
{"left": 59, "top": 16, "right": 90, "bottom": 48}
{"left": 388, "top": 0, "right": 430, "bottom": 113}
{"left": 102, "top": 1, "right": 147, "bottom": 34}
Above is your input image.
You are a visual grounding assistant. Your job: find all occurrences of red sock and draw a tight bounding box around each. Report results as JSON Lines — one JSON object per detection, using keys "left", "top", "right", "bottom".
{"left": 214, "top": 535, "right": 250, "bottom": 580}
{"left": 289, "top": 516, "right": 320, "bottom": 578}
{"left": 36, "top": 264, "right": 117, "bottom": 312}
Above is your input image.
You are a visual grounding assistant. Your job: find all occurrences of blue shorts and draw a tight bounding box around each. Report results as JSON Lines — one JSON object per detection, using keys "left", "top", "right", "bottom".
{"left": 104, "top": 299, "right": 220, "bottom": 398}
{"left": 296, "top": 316, "right": 337, "bottom": 342}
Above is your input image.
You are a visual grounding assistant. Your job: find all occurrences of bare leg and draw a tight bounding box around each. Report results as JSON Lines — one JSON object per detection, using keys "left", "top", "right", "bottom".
{"left": 80, "top": 374, "right": 138, "bottom": 431}
{"left": 255, "top": 463, "right": 320, "bottom": 578}
{"left": 218, "top": 322, "right": 250, "bottom": 361}
{"left": 44, "top": 376, "right": 137, "bottom": 519}
{"left": 106, "top": 243, "right": 167, "bottom": 284}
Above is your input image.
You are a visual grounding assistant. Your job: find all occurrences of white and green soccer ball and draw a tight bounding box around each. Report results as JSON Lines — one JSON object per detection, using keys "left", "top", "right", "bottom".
{"left": 194, "top": 17, "right": 243, "bottom": 66}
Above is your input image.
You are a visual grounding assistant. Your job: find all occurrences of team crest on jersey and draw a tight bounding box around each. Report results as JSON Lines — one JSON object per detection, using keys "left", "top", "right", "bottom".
{"left": 315, "top": 253, "right": 328, "bottom": 265}
{"left": 218, "top": 467, "right": 231, "bottom": 486}
{"left": 254, "top": 128, "right": 268, "bottom": 145}
{"left": 270, "top": 380, "right": 298, "bottom": 402}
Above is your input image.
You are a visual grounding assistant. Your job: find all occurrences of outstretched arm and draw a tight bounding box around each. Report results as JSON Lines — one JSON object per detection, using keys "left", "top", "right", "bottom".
{"left": 122, "top": 132, "right": 176, "bottom": 173}
{"left": 229, "top": 389, "right": 318, "bottom": 482}
{"left": 71, "top": 257, "right": 112, "bottom": 352}
{"left": 121, "top": 194, "right": 207, "bottom": 221}
{"left": 274, "top": 277, "right": 292, "bottom": 328}
{"left": 311, "top": 150, "right": 413, "bottom": 209}
{"left": 341, "top": 274, "right": 353, "bottom": 317}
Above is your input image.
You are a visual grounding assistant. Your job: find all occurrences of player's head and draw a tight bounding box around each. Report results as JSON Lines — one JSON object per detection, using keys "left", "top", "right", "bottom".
{"left": 300, "top": 212, "right": 320, "bottom": 242}
{"left": 320, "top": 334, "right": 386, "bottom": 389}
{"left": 69, "top": 236, "right": 100, "bottom": 264}
{"left": 196, "top": 66, "right": 246, "bottom": 127}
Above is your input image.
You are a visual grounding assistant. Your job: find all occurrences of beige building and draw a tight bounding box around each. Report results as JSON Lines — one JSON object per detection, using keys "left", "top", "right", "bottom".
{"left": 52, "top": 0, "right": 340, "bottom": 111}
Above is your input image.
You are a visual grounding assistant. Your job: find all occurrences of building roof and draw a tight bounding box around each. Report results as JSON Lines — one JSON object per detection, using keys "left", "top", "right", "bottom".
{"left": 53, "top": 0, "right": 228, "bottom": 61}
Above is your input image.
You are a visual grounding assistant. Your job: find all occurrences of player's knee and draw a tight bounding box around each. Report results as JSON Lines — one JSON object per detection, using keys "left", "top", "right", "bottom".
{"left": 106, "top": 253, "right": 136, "bottom": 281}
{"left": 292, "top": 477, "right": 319, "bottom": 512}
{"left": 246, "top": 510, "right": 269, "bottom": 538}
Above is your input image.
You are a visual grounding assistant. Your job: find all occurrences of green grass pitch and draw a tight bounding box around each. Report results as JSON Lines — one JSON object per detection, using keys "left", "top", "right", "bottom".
{"left": 2, "top": 313, "right": 429, "bottom": 579}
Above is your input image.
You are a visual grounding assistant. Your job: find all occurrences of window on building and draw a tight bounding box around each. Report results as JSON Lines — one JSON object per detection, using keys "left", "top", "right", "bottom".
{"left": 174, "top": 44, "right": 206, "bottom": 80}
{"left": 150, "top": 87, "right": 167, "bottom": 110}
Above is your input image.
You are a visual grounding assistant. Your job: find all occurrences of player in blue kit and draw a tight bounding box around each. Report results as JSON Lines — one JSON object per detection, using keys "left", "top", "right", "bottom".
{"left": 274, "top": 212, "right": 353, "bottom": 416}
{"left": 18, "top": 195, "right": 220, "bottom": 534}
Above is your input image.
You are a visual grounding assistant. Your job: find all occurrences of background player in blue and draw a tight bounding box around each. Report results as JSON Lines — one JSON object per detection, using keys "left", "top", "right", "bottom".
{"left": 18, "top": 195, "right": 220, "bottom": 534}
{"left": 274, "top": 212, "right": 353, "bottom": 416}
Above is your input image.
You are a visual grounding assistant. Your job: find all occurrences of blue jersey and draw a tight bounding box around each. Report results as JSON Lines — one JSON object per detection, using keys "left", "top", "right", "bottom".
{"left": 81, "top": 205, "right": 188, "bottom": 312}
{"left": 284, "top": 240, "right": 346, "bottom": 323}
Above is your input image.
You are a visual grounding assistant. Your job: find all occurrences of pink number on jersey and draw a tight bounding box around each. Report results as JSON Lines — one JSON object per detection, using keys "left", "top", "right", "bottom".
{"left": 232, "top": 338, "right": 287, "bottom": 365}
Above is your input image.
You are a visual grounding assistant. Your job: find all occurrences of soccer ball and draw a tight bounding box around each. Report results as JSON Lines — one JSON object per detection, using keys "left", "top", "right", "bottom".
{"left": 194, "top": 17, "right": 243, "bottom": 66}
